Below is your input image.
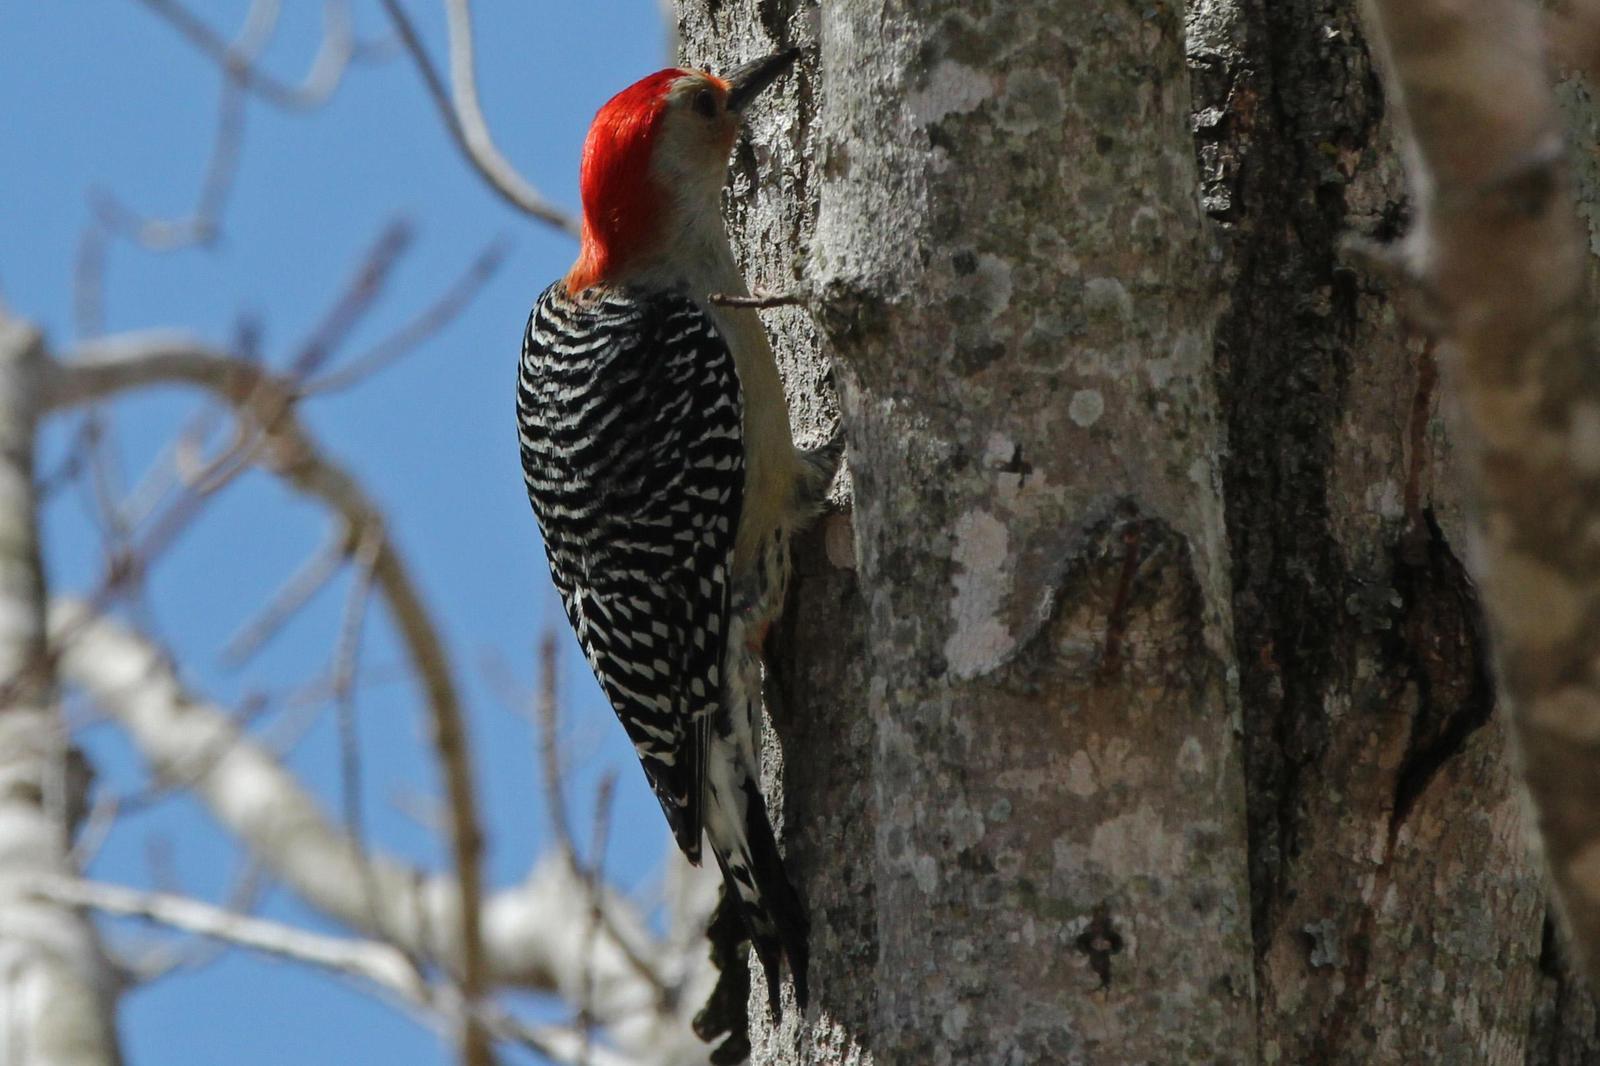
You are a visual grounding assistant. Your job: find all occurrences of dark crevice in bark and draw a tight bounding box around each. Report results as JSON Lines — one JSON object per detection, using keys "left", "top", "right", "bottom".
{"left": 1386, "top": 509, "right": 1495, "bottom": 833}
{"left": 1191, "top": 10, "right": 1425, "bottom": 1063}
{"left": 1194, "top": 0, "right": 1380, "bottom": 969}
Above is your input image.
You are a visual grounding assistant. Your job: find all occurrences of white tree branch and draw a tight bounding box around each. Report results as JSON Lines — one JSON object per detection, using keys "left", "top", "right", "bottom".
{"left": 26, "top": 875, "right": 640, "bottom": 1066}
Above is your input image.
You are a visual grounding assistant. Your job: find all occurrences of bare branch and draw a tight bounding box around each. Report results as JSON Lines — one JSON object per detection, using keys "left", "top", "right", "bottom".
{"left": 49, "top": 603, "right": 700, "bottom": 1060}
{"left": 288, "top": 220, "right": 414, "bottom": 378}
{"left": 43, "top": 336, "right": 495, "bottom": 1053}
{"left": 578, "top": 772, "right": 620, "bottom": 1063}
{"left": 0, "top": 314, "right": 119, "bottom": 1062}
{"left": 333, "top": 524, "right": 384, "bottom": 943}
{"left": 88, "top": 67, "right": 247, "bottom": 251}
{"left": 73, "top": 224, "right": 109, "bottom": 341}
{"left": 27, "top": 876, "right": 640, "bottom": 1066}
{"left": 132, "top": 0, "right": 371, "bottom": 111}
{"left": 43, "top": 870, "right": 646, "bottom": 1062}
{"left": 222, "top": 526, "right": 350, "bottom": 665}
{"left": 116, "top": 690, "right": 275, "bottom": 814}
{"left": 536, "top": 630, "right": 576, "bottom": 859}
{"left": 115, "top": 858, "right": 267, "bottom": 986}
{"left": 30, "top": 874, "right": 423, "bottom": 994}
{"left": 304, "top": 237, "right": 512, "bottom": 395}
{"left": 376, "top": 0, "right": 579, "bottom": 235}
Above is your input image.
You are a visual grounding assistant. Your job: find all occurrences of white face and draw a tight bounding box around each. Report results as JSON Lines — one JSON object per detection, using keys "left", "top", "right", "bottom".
{"left": 649, "top": 73, "right": 741, "bottom": 201}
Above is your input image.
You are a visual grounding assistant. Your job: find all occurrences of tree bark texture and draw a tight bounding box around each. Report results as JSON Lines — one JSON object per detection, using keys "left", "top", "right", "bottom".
{"left": 677, "top": 0, "right": 1600, "bottom": 1064}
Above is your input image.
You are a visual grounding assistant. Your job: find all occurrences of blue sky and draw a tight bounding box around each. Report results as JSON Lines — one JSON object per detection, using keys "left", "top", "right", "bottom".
{"left": 0, "top": 3, "right": 672, "bottom": 1062}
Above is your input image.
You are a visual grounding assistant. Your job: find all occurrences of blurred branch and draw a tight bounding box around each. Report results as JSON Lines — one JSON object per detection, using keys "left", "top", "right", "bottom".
{"left": 0, "top": 313, "right": 120, "bottom": 1062}
{"left": 333, "top": 523, "right": 384, "bottom": 943}
{"left": 30, "top": 874, "right": 422, "bottom": 991}
{"left": 28, "top": 875, "right": 637, "bottom": 1066}
{"left": 579, "top": 772, "right": 620, "bottom": 1063}
{"left": 89, "top": 58, "right": 247, "bottom": 252}
{"left": 1365, "top": 0, "right": 1600, "bottom": 973}
{"left": 132, "top": 0, "right": 374, "bottom": 111}
{"left": 376, "top": 0, "right": 580, "bottom": 235}
{"left": 222, "top": 525, "right": 350, "bottom": 665}
{"left": 49, "top": 603, "right": 702, "bottom": 1061}
{"left": 304, "top": 236, "right": 512, "bottom": 395}
{"left": 287, "top": 220, "right": 414, "bottom": 378}
{"left": 117, "top": 858, "right": 268, "bottom": 985}
{"left": 43, "top": 334, "right": 495, "bottom": 1060}
{"left": 535, "top": 631, "right": 576, "bottom": 858}
{"left": 84, "top": 1, "right": 395, "bottom": 338}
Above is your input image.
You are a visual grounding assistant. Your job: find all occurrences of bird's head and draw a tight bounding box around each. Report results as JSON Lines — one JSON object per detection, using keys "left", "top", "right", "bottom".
{"left": 564, "top": 50, "right": 798, "bottom": 294}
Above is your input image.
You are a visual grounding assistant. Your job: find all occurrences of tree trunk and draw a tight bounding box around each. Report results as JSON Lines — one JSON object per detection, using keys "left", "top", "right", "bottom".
{"left": 676, "top": 0, "right": 1600, "bottom": 1063}
{"left": 0, "top": 316, "right": 119, "bottom": 1066}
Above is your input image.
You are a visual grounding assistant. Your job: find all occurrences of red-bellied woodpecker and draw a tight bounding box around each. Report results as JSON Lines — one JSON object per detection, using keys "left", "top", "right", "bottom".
{"left": 517, "top": 51, "right": 839, "bottom": 1014}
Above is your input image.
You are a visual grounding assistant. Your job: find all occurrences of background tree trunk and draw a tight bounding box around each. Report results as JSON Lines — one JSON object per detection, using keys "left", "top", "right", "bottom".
{"left": 0, "top": 316, "right": 119, "bottom": 1066}
{"left": 677, "top": 0, "right": 1600, "bottom": 1062}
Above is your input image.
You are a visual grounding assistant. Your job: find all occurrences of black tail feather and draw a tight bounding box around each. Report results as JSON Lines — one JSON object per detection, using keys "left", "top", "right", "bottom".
{"left": 718, "top": 778, "right": 809, "bottom": 1015}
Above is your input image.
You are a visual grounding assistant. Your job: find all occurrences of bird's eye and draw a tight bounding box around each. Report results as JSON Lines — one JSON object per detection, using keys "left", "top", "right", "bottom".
{"left": 692, "top": 88, "right": 718, "bottom": 118}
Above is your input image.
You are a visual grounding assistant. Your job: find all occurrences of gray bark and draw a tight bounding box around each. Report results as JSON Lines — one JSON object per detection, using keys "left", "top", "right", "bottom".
{"left": 676, "top": 0, "right": 1600, "bottom": 1063}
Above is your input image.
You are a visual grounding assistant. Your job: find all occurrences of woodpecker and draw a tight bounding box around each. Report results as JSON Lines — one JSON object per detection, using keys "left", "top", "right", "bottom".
{"left": 517, "top": 51, "right": 838, "bottom": 1014}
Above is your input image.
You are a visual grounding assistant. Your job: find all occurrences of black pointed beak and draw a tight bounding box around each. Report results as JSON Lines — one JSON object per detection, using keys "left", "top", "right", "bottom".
{"left": 724, "top": 48, "right": 800, "bottom": 114}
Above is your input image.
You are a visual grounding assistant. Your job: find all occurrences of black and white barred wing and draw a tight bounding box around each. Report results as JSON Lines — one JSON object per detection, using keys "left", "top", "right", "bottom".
{"left": 518, "top": 283, "right": 744, "bottom": 864}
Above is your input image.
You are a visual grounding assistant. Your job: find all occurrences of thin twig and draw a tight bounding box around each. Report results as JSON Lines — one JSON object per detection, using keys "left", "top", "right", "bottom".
{"left": 132, "top": 0, "right": 370, "bottom": 111}
{"left": 706, "top": 289, "right": 809, "bottom": 310}
{"left": 578, "top": 772, "right": 619, "bottom": 1066}
{"left": 287, "top": 220, "right": 414, "bottom": 378}
{"left": 303, "top": 237, "right": 513, "bottom": 395}
{"left": 88, "top": 72, "right": 248, "bottom": 251}
{"left": 68, "top": 789, "right": 121, "bottom": 871}
{"left": 481, "top": 645, "right": 672, "bottom": 997}
{"left": 333, "top": 524, "right": 385, "bottom": 941}
{"left": 30, "top": 873, "right": 429, "bottom": 1002}
{"left": 376, "top": 0, "right": 578, "bottom": 234}
{"left": 222, "top": 526, "right": 350, "bottom": 665}
{"left": 536, "top": 630, "right": 576, "bottom": 858}
{"left": 124, "top": 858, "right": 269, "bottom": 985}
{"left": 73, "top": 225, "right": 109, "bottom": 342}
{"left": 42, "top": 871, "right": 630, "bottom": 1064}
